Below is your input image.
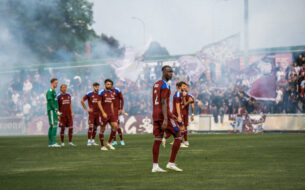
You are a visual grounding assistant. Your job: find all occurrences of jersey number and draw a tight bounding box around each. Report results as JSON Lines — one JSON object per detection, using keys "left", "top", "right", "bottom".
{"left": 155, "top": 95, "right": 159, "bottom": 105}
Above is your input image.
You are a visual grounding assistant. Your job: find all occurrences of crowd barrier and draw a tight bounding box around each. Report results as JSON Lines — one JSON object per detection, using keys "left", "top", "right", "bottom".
{"left": 0, "top": 114, "right": 304, "bottom": 136}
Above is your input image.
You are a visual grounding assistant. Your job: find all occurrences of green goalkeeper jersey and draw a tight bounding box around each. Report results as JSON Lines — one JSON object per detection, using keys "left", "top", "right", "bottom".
{"left": 46, "top": 88, "right": 58, "bottom": 111}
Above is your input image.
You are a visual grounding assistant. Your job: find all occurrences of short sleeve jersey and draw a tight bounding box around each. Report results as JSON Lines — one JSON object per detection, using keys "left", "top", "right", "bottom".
{"left": 182, "top": 93, "right": 194, "bottom": 116}
{"left": 111, "top": 87, "right": 124, "bottom": 112}
{"left": 82, "top": 91, "right": 101, "bottom": 113}
{"left": 99, "top": 89, "right": 114, "bottom": 115}
{"left": 172, "top": 91, "right": 183, "bottom": 117}
{"left": 152, "top": 80, "right": 171, "bottom": 121}
{"left": 57, "top": 93, "right": 72, "bottom": 116}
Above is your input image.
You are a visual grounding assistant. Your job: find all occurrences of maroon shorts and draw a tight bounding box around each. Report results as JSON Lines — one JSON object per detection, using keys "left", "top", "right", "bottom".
{"left": 88, "top": 113, "right": 100, "bottom": 126}
{"left": 101, "top": 114, "right": 117, "bottom": 125}
{"left": 59, "top": 116, "right": 73, "bottom": 127}
{"left": 153, "top": 119, "right": 180, "bottom": 136}
{"left": 113, "top": 114, "right": 119, "bottom": 122}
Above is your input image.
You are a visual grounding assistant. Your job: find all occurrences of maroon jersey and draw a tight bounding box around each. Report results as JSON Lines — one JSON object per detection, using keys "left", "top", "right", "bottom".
{"left": 82, "top": 91, "right": 101, "bottom": 113}
{"left": 182, "top": 93, "right": 194, "bottom": 116}
{"left": 99, "top": 89, "right": 114, "bottom": 115}
{"left": 111, "top": 87, "right": 124, "bottom": 114}
{"left": 57, "top": 93, "right": 72, "bottom": 117}
{"left": 152, "top": 80, "right": 171, "bottom": 121}
{"left": 172, "top": 91, "right": 183, "bottom": 117}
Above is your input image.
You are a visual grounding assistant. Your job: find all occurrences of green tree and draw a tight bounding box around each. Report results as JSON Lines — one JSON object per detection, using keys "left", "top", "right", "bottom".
{"left": 3, "top": 0, "right": 96, "bottom": 62}
{"left": 143, "top": 41, "right": 170, "bottom": 58}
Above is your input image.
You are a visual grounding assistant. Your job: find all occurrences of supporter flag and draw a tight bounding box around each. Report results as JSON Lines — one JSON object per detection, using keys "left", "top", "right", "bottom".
{"left": 107, "top": 39, "right": 151, "bottom": 82}
{"left": 178, "top": 56, "right": 207, "bottom": 82}
{"left": 239, "top": 56, "right": 276, "bottom": 101}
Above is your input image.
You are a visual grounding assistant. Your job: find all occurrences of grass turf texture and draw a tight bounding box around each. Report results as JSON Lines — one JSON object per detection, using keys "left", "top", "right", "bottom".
{"left": 0, "top": 134, "right": 305, "bottom": 190}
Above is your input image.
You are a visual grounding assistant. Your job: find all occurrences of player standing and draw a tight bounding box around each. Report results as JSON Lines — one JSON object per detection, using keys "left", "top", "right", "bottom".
{"left": 110, "top": 85, "right": 125, "bottom": 146}
{"left": 97, "top": 79, "right": 118, "bottom": 151}
{"left": 46, "top": 78, "right": 61, "bottom": 147}
{"left": 152, "top": 65, "right": 183, "bottom": 172}
{"left": 162, "top": 82, "right": 187, "bottom": 148}
{"left": 57, "top": 84, "right": 76, "bottom": 146}
{"left": 81, "top": 82, "right": 100, "bottom": 146}
{"left": 181, "top": 83, "right": 194, "bottom": 146}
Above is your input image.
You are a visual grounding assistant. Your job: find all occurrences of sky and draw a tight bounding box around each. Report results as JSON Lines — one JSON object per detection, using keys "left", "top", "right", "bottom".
{"left": 90, "top": 0, "right": 305, "bottom": 55}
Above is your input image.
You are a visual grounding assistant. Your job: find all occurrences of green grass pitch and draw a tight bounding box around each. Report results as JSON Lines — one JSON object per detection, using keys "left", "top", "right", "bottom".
{"left": 1, "top": 134, "right": 305, "bottom": 190}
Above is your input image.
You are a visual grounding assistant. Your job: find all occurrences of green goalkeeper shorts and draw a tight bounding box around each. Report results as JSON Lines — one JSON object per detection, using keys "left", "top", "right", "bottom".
{"left": 47, "top": 110, "right": 58, "bottom": 126}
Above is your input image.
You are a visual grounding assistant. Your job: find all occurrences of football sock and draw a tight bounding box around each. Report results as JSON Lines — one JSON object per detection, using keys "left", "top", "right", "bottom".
{"left": 48, "top": 127, "right": 52, "bottom": 145}
{"left": 184, "top": 131, "right": 188, "bottom": 141}
{"left": 51, "top": 126, "right": 58, "bottom": 144}
{"left": 169, "top": 136, "right": 182, "bottom": 163}
{"left": 68, "top": 127, "right": 73, "bottom": 142}
{"left": 88, "top": 126, "right": 93, "bottom": 140}
{"left": 118, "top": 128, "right": 123, "bottom": 140}
{"left": 60, "top": 127, "right": 65, "bottom": 143}
{"left": 92, "top": 126, "right": 97, "bottom": 140}
{"left": 99, "top": 132, "right": 104, "bottom": 147}
{"left": 152, "top": 137, "right": 162, "bottom": 163}
{"left": 108, "top": 129, "right": 116, "bottom": 143}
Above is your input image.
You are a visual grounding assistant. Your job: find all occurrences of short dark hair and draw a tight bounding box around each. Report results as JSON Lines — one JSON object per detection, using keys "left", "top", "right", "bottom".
{"left": 180, "top": 81, "right": 188, "bottom": 86}
{"left": 104, "top": 79, "right": 113, "bottom": 85}
{"left": 50, "top": 78, "right": 57, "bottom": 83}
{"left": 93, "top": 82, "right": 100, "bottom": 86}
{"left": 162, "top": 65, "right": 172, "bottom": 71}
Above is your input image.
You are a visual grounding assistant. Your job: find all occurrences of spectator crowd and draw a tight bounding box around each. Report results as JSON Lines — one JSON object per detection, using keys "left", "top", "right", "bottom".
{"left": 1, "top": 51, "right": 305, "bottom": 125}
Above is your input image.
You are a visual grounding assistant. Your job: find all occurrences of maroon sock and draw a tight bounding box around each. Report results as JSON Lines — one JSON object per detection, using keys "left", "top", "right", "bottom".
{"left": 108, "top": 130, "right": 116, "bottom": 144}
{"left": 118, "top": 128, "right": 123, "bottom": 140}
{"left": 113, "top": 131, "right": 117, "bottom": 141}
{"left": 60, "top": 127, "right": 65, "bottom": 143}
{"left": 68, "top": 127, "right": 73, "bottom": 142}
{"left": 99, "top": 132, "right": 104, "bottom": 147}
{"left": 165, "top": 132, "right": 172, "bottom": 140}
{"left": 169, "top": 136, "right": 182, "bottom": 163}
{"left": 92, "top": 126, "right": 97, "bottom": 140}
{"left": 180, "top": 130, "right": 185, "bottom": 140}
{"left": 184, "top": 130, "right": 188, "bottom": 141}
{"left": 88, "top": 126, "right": 93, "bottom": 140}
{"left": 152, "top": 137, "right": 162, "bottom": 163}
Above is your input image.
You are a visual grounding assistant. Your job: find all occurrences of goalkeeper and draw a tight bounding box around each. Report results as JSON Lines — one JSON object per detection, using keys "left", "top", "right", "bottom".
{"left": 46, "top": 78, "right": 61, "bottom": 147}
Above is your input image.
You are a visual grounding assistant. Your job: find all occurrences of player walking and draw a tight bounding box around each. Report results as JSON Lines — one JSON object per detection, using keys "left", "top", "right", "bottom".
{"left": 152, "top": 66, "right": 183, "bottom": 172}
{"left": 81, "top": 82, "right": 100, "bottom": 146}
{"left": 57, "top": 84, "right": 76, "bottom": 146}
{"left": 46, "top": 78, "right": 61, "bottom": 147}
{"left": 110, "top": 85, "right": 125, "bottom": 146}
{"left": 97, "top": 79, "right": 118, "bottom": 151}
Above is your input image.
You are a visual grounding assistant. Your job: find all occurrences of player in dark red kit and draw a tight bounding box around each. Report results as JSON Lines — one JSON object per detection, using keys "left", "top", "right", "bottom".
{"left": 181, "top": 83, "right": 194, "bottom": 146}
{"left": 97, "top": 79, "right": 118, "bottom": 151}
{"left": 110, "top": 84, "right": 125, "bottom": 146}
{"left": 162, "top": 82, "right": 187, "bottom": 148}
{"left": 152, "top": 65, "right": 183, "bottom": 172}
{"left": 81, "top": 82, "right": 101, "bottom": 146}
{"left": 57, "top": 84, "right": 75, "bottom": 146}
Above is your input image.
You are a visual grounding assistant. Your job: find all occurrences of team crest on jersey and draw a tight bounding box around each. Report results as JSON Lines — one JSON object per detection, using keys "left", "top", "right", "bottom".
{"left": 154, "top": 84, "right": 159, "bottom": 88}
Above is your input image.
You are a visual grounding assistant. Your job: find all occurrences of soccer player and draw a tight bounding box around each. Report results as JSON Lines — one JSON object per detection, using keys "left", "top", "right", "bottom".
{"left": 46, "top": 78, "right": 61, "bottom": 147}
{"left": 97, "top": 79, "right": 118, "bottom": 151}
{"left": 162, "top": 82, "right": 187, "bottom": 148}
{"left": 181, "top": 83, "right": 194, "bottom": 146}
{"left": 81, "top": 82, "right": 100, "bottom": 146}
{"left": 152, "top": 65, "right": 183, "bottom": 172}
{"left": 57, "top": 84, "right": 75, "bottom": 146}
{"left": 110, "top": 85, "right": 125, "bottom": 146}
